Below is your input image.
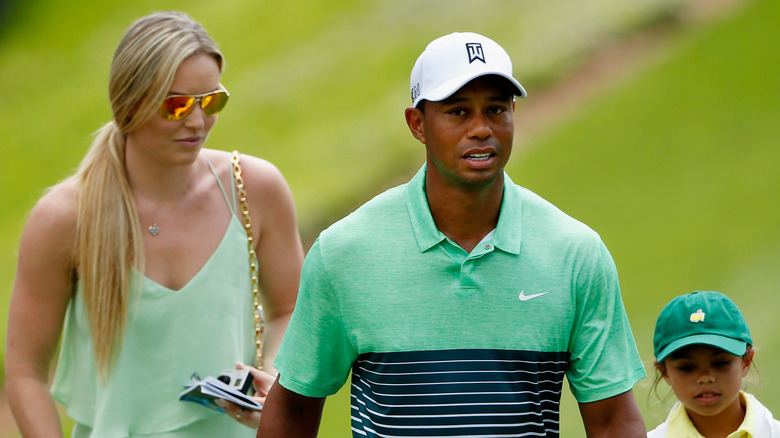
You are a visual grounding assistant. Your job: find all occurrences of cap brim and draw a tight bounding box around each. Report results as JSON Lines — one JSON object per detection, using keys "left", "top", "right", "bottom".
{"left": 656, "top": 334, "right": 748, "bottom": 362}
{"left": 414, "top": 71, "right": 527, "bottom": 107}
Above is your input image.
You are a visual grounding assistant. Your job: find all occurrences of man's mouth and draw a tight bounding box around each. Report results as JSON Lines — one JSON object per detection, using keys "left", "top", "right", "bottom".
{"left": 464, "top": 153, "right": 492, "bottom": 161}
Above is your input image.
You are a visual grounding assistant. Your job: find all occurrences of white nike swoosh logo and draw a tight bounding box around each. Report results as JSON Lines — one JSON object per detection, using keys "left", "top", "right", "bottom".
{"left": 518, "top": 290, "right": 550, "bottom": 301}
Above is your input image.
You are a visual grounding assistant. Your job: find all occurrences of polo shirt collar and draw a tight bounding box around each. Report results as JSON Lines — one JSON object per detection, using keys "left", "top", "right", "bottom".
{"left": 494, "top": 172, "right": 522, "bottom": 254}
{"left": 405, "top": 164, "right": 522, "bottom": 254}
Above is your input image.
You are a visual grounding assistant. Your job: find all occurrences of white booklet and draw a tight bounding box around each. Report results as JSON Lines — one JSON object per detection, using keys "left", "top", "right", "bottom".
{"left": 180, "top": 369, "right": 262, "bottom": 412}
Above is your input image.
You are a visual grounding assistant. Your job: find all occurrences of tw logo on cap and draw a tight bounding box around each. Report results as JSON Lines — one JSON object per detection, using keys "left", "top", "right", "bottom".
{"left": 411, "top": 83, "right": 421, "bottom": 102}
{"left": 466, "top": 43, "right": 485, "bottom": 64}
{"left": 690, "top": 309, "right": 705, "bottom": 323}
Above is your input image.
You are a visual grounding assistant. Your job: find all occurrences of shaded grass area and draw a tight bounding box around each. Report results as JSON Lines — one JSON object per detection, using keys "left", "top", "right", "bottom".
{"left": 1, "top": 0, "right": 775, "bottom": 436}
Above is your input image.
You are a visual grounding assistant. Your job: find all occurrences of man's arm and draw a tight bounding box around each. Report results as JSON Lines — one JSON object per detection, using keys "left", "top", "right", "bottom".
{"left": 578, "top": 389, "right": 646, "bottom": 437}
{"left": 256, "top": 375, "right": 326, "bottom": 438}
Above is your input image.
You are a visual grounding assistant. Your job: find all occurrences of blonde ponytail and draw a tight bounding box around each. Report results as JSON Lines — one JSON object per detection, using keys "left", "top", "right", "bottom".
{"left": 76, "top": 121, "right": 144, "bottom": 378}
{"left": 73, "top": 11, "right": 224, "bottom": 379}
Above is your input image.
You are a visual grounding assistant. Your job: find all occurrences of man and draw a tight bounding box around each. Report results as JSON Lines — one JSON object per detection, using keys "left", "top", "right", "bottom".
{"left": 258, "top": 32, "right": 647, "bottom": 437}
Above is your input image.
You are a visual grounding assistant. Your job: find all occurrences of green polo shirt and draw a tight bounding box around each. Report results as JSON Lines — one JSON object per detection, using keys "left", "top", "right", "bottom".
{"left": 275, "top": 164, "right": 645, "bottom": 437}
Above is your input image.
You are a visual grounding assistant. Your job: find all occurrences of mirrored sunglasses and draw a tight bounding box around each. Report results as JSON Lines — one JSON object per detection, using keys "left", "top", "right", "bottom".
{"left": 159, "top": 86, "right": 229, "bottom": 120}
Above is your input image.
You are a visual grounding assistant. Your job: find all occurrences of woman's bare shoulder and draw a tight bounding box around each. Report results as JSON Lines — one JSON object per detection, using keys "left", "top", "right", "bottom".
{"left": 236, "top": 152, "right": 288, "bottom": 191}
{"left": 204, "top": 148, "right": 289, "bottom": 194}
{"left": 24, "top": 178, "right": 79, "bottom": 246}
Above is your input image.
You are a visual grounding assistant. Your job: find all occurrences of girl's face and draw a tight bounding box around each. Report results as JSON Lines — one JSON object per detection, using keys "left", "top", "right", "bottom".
{"left": 658, "top": 344, "right": 752, "bottom": 428}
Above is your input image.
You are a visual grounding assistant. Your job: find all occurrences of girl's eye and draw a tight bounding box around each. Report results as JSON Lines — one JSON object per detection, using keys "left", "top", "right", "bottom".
{"left": 676, "top": 365, "right": 695, "bottom": 373}
{"left": 713, "top": 360, "right": 731, "bottom": 368}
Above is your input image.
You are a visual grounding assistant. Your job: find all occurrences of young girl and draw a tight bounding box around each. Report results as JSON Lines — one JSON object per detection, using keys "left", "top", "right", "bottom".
{"left": 649, "top": 290, "right": 780, "bottom": 437}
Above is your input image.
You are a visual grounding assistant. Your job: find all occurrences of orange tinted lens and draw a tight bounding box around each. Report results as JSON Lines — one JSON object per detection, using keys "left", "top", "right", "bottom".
{"left": 201, "top": 91, "right": 228, "bottom": 115}
{"left": 160, "top": 95, "right": 196, "bottom": 120}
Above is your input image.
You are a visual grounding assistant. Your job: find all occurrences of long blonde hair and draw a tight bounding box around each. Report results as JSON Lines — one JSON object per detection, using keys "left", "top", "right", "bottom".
{"left": 74, "top": 11, "right": 224, "bottom": 378}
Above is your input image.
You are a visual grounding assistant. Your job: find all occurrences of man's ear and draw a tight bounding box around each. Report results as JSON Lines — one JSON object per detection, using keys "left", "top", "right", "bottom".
{"left": 405, "top": 106, "right": 426, "bottom": 144}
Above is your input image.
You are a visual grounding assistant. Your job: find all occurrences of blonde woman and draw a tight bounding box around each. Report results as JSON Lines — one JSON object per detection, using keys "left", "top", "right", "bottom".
{"left": 4, "top": 11, "right": 303, "bottom": 437}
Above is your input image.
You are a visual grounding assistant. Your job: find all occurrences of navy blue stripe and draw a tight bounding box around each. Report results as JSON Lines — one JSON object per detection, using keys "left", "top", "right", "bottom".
{"left": 349, "top": 349, "right": 568, "bottom": 437}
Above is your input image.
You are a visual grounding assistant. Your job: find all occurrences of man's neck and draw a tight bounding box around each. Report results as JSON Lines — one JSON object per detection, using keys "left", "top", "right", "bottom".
{"left": 426, "top": 177, "right": 504, "bottom": 253}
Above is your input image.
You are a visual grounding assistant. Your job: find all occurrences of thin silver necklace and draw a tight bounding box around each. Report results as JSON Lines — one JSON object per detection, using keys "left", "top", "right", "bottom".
{"left": 147, "top": 183, "right": 191, "bottom": 236}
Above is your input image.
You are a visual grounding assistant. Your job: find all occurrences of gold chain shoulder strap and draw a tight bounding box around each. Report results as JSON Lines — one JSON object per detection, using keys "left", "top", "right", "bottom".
{"left": 231, "top": 150, "right": 264, "bottom": 370}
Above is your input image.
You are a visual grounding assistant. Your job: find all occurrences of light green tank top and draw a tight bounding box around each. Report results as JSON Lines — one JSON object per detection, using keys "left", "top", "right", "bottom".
{"left": 51, "top": 155, "right": 257, "bottom": 437}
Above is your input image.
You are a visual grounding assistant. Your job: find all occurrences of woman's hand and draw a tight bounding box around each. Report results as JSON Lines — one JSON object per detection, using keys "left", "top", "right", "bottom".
{"left": 216, "top": 361, "right": 277, "bottom": 429}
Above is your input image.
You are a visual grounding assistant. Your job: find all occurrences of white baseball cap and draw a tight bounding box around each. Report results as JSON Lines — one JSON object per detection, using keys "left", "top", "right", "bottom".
{"left": 410, "top": 32, "right": 527, "bottom": 108}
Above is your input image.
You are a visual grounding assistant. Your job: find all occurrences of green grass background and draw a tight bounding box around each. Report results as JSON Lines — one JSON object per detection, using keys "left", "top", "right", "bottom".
{"left": 1, "top": 0, "right": 778, "bottom": 436}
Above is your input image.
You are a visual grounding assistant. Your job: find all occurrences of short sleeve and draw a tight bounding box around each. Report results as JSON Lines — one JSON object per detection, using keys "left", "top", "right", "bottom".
{"left": 565, "top": 241, "right": 646, "bottom": 403}
{"left": 274, "top": 239, "right": 358, "bottom": 398}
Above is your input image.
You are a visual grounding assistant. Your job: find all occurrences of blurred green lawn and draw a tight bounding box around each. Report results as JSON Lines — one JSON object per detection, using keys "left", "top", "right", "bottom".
{"left": 1, "top": 0, "right": 778, "bottom": 436}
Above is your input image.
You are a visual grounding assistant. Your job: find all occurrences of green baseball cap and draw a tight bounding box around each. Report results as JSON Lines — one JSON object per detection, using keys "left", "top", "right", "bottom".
{"left": 653, "top": 291, "right": 752, "bottom": 362}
